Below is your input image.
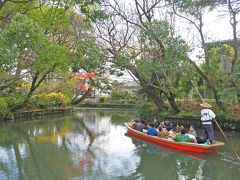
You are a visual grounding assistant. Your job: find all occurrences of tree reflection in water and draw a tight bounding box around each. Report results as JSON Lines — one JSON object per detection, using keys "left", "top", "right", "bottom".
{"left": 0, "top": 110, "right": 239, "bottom": 180}
{"left": 0, "top": 110, "right": 139, "bottom": 179}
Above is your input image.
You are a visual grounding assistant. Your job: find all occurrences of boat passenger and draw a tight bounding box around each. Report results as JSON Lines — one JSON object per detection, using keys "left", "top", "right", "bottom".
{"left": 143, "top": 122, "right": 149, "bottom": 133}
{"left": 175, "top": 123, "right": 184, "bottom": 133}
{"left": 144, "top": 122, "right": 149, "bottom": 129}
{"left": 200, "top": 102, "right": 216, "bottom": 144}
{"left": 188, "top": 125, "right": 197, "bottom": 137}
{"left": 158, "top": 126, "right": 169, "bottom": 137}
{"left": 160, "top": 121, "right": 165, "bottom": 128}
{"left": 187, "top": 125, "right": 206, "bottom": 144}
{"left": 147, "top": 123, "right": 158, "bottom": 136}
{"left": 131, "top": 120, "right": 138, "bottom": 130}
{"left": 164, "top": 121, "right": 173, "bottom": 131}
{"left": 136, "top": 120, "right": 145, "bottom": 132}
{"left": 187, "top": 134, "right": 197, "bottom": 143}
{"left": 172, "top": 129, "right": 191, "bottom": 142}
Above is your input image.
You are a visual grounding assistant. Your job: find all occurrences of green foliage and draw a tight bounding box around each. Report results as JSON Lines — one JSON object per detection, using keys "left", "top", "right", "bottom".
{"left": 111, "top": 88, "right": 129, "bottom": 100}
{"left": 216, "top": 110, "right": 231, "bottom": 120}
{"left": 0, "top": 14, "right": 69, "bottom": 112}
{"left": 73, "top": 38, "right": 107, "bottom": 74}
{"left": 176, "top": 110, "right": 195, "bottom": 117}
{"left": 104, "top": 88, "right": 141, "bottom": 105}
{"left": 27, "top": 5, "right": 73, "bottom": 34}
{"left": 167, "top": 0, "right": 216, "bottom": 18}
{"left": 136, "top": 102, "right": 157, "bottom": 120}
{"left": 137, "top": 20, "right": 193, "bottom": 97}
{"left": 0, "top": 98, "right": 9, "bottom": 119}
{"left": 221, "top": 64, "right": 240, "bottom": 104}
{"left": 99, "top": 96, "right": 108, "bottom": 103}
{"left": 0, "top": 14, "right": 69, "bottom": 73}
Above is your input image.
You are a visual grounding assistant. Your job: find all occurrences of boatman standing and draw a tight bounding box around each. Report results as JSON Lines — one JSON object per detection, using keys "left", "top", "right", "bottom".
{"left": 200, "top": 102, "right": 216, "bottom": 144}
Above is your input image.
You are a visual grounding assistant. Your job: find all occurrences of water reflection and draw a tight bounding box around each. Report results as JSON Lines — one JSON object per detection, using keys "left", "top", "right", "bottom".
{"left": 0, "top": 110, "right": 239, "bottom": 180}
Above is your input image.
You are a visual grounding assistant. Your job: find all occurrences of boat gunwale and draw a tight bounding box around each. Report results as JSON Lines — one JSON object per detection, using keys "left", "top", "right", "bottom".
{"left": 125, "top": 123, "right": 225, "bottom": 148}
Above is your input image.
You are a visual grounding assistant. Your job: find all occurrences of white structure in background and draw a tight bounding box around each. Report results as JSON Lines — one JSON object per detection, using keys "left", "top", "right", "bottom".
{"left": 77, "top": 112, "right": 111, "bottom": 134}
{"left": 111, "top": 80, "right": 139, "bottom": 94}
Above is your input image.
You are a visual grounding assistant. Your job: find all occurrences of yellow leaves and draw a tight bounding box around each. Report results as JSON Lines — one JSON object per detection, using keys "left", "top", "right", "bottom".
{"left": 45, "top": 92, "right": 65, "bottom": 99}
{"left": 33, "top": 92, "right": 70, "bottom": 107}
{"left": 44, "top": 92, "right": 70, "bottom": 105}
{"left": 19, "top": 82, "right": 30, "bottom": 90}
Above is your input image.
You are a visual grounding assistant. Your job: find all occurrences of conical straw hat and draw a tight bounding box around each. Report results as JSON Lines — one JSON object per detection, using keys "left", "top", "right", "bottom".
{"left": 200, "top": 102, "right": 212, "bottom": 108}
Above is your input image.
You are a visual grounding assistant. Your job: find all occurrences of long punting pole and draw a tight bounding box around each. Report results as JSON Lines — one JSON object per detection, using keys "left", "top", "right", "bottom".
{"left": 191, "top": 81, "right": 240, "bottom": 161}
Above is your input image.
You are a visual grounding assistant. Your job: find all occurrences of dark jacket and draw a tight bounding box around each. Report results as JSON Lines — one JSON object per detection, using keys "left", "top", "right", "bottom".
{"left": 136, "top": 123, "right": 144, "bottom": 132}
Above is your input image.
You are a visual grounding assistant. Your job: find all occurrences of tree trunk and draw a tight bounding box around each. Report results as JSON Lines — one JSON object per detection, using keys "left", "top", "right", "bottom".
{"left": 71, "top": 91, "right": 90, "bottom": 105}
{"left": 143, "top": 84, "right": 167, "bottom": 111}
{"left": 165, "top": 92, "right": 180, "bottom": 113}
{"left": 11, "top": 65, "right": 56, "bottom": 112}
{"left": 130, "top": 69, "right": 167, "bottom": 111}
{"left": 228, "top": 1, "right": 239, "bottom": 72}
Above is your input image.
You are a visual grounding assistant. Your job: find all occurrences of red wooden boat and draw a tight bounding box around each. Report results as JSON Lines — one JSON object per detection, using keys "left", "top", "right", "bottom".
{"left": 125, "top": 123, "right": 225, "bottom": 153}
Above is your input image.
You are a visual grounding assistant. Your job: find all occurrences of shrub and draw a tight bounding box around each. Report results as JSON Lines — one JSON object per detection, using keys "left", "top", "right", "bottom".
{"left": 137, "top": 102, "right": 157, "bottom": 120}
{"left": 177, "top": 110, "right": 195, "bottom": 117}
{"left": 34, "top": 92, "right": 70, "bottom": 108}
{"left": 116, "top": 99, "right": 127, "bottom": 104}
{"left": 109, "top": 88, "right": 142, "bottom": 104}
{"left": 0, "top": 98, "right": 12, "bottom": 120}
{"left": 99, "top": 96, "right": 108, "bottom": 103}
{"left": 216, "top": 111, "right": 231, "bottom": 120}
{"left": 126, "top": 99, "right": 137, "bottom": 104}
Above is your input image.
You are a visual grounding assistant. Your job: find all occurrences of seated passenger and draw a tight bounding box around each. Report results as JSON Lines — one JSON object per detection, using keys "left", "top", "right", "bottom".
{"left": 158, "top": 126, "right": 169, "bottom": 137}
{"left": 186, "top": 125, "right": 205, "bottom": 144}
{"left": 175, "top": 123, "right": 184, "bottom": 134}
{"left": 143, "top": 122, "right": 149, "bottom": 133}
{"left": 187, "top": 134, "right": 197, "bottom": 143}
{"left": 164, "top": 121, "right": 173, "bottom": 131}
{"left": 131, "top": 120, "right": 138, "bottom": 129}
{"left": 172, "top": 129, "right": 191, "bottom": 142}
{"left": 160, "top": 121, "right": 165, "bottom": 128}
{"left": 154, "top": 121, "right": 160, "bottom": 128}
{"left": 136, "top": 120, "right": 145, "bottom": 132}
{"left": 147, "top": 123, "right": 158, "bottom": 136}
{"left": 188, "top": 125, "right": 197, "bottom": 137}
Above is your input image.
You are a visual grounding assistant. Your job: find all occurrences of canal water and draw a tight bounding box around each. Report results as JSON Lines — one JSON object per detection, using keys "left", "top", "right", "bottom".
{"left": 0, "top": 109, "right": 239, "bottom": 180}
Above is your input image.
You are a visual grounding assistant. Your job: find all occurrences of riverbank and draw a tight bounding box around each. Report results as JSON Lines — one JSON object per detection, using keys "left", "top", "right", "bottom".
{"left": 10, "top": 105, "right": 135, "bottom": 121}
{"left": 74, "top": 103, "right": 240, "bottom": 131}
{"left": 4, "top": 104, "right": 240, "bottom": 131}
{"left": 75, "top": 103, "right": 136, "bottom": 109}
{"left": 13, "top": 107, "right": 74, "bottom": 120}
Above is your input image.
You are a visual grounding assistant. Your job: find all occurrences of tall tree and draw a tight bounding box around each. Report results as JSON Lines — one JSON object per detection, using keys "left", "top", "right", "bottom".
{"left": 94, "top": 0, "right": 193, "bottom": 112}
{"left": 167, "top": 0, "right": 227, "bottom": 109}
{"left": 0, "top": 14, "right": 69, "bottom": 111}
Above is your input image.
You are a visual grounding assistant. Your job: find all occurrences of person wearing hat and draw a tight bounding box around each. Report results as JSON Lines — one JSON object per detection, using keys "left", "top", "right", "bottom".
{"left": 200, "top": 102, "right": 216, "bottom": 144}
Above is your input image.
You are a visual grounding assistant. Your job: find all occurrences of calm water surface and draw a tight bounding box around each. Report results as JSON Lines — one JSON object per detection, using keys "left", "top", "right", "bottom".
{"left": 0, "top": 109, "right": 240, "bottom": 180}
